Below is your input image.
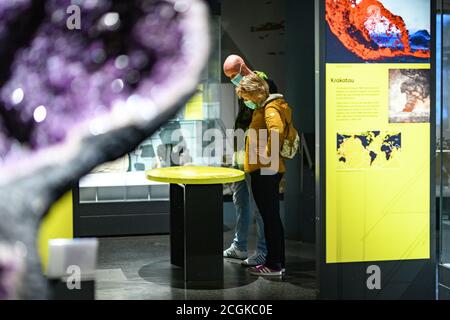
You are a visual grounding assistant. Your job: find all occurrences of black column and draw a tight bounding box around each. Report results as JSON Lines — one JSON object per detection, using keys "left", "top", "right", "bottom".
{"left": 184, "top": 184, "right": 223, "bottom": 282}
{"left": 170, "top": 183, "right": 185, "bottom": 267}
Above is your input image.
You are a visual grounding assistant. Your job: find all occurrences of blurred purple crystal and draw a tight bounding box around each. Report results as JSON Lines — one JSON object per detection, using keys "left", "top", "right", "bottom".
{"left": 0, "top": 243, "right": 25, "bottom": 300}
{"left": 0, "top": 0, "right": 208, "bottom": 174}
{"left": 0, "top": 0, "right": 209, "bottom": 299}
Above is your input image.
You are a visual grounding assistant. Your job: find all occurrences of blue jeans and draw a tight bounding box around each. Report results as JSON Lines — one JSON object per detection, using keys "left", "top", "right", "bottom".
{"left": 231, "top": 174, "right": 267, "bottom": 254}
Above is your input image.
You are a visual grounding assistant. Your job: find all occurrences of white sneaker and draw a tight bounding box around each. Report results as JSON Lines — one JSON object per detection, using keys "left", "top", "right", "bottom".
{"left": 241, "top": 252, "right": 266, "bottom": 266}
{"left": 223, "top": 244, "right": 248, "bottom": 260}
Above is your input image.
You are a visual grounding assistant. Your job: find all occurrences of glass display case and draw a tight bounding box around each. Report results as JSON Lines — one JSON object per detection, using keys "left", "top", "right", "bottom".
{"left": 74, "top": 16, "right": 226, "bottom": 236}
{"left": 437, "top": 0, "right": 450, "bottom": 299}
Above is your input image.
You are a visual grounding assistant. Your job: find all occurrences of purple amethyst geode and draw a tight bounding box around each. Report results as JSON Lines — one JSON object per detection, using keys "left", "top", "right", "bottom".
{"left": 0, "top": 0, "right": 209, "bottom": 299}
{"left": 0, "top": 0, "right": 209, "bottom": 179}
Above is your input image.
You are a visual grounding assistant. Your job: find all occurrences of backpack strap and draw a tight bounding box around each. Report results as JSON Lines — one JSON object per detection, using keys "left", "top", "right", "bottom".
{"left": 264, "top": 97, "right": 290, "bottom": 138}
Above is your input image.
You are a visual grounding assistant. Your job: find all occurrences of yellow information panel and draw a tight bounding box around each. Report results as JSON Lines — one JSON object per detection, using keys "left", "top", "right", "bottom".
{"left": 326, "top": 63, "right": 430, "bottom": 263}
{"left": 184, "top": 85, "right": 204, "bottom": 120}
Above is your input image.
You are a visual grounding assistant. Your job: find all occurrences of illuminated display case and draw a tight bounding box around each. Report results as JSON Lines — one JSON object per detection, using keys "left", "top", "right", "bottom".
{"left": 74, "top": 15, "right": 225, "bottom": 236}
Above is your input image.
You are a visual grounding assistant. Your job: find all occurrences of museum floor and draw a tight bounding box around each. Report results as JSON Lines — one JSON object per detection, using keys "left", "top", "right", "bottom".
{"left": 95, "top": 226, "right": 318, "bottom": 300}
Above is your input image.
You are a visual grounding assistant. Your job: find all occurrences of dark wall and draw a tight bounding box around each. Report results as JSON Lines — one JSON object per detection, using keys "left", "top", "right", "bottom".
{"left": 284, "top": 0, "right": 316, "bottom": 241}
{"left": 207, "top": 0, "right": 221, "bottom": 15}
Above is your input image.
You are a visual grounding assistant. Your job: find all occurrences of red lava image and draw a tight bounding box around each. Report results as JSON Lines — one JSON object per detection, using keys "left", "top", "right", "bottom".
{"left": 326, "top": 0, "right": 430, "bottom": 61}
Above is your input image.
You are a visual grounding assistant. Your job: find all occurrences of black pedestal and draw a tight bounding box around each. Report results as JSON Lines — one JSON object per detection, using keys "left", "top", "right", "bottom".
{"left": 170, "top": 183, "right": 223, "bottom": 283}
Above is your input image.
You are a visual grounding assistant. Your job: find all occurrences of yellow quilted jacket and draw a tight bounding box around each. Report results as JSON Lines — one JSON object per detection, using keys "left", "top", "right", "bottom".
{"left": 244, "top": 94, "right": 289, "bottom": 173}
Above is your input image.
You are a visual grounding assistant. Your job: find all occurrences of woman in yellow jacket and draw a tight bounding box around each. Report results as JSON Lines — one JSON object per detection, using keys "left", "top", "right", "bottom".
{"left": 236, "top": 73, "right": 289, "bottom": 277}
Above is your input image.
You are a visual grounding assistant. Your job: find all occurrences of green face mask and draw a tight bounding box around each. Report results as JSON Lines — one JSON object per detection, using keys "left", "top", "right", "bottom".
{"left": 244, "top": 100, "right": 258, "bottom": 110}
{"left": 231, "top": 64, "right": 244, "bottom": 86}
{"left": 231, "top": 73, "right": 243, "bottom": 86}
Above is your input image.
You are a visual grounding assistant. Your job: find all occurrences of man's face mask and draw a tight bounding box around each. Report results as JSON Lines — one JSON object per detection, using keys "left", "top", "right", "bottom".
{"left": 231, "top": 74, "right": 243, "bottom": 86}
{"left": 230, "top": 64, "right": 243, "bottom": 86}
{"left": 244, "top": 100, "right": 258, "bottom": 110}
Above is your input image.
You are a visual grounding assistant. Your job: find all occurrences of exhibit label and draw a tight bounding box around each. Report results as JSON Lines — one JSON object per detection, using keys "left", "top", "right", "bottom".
{"left": 325, "top": 0, "right": 431, "bottom": 263}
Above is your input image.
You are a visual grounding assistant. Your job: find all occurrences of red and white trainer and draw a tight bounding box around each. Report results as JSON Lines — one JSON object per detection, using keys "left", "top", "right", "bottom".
{"left": 248, "top": 264, "right": 285, "bottom": 277}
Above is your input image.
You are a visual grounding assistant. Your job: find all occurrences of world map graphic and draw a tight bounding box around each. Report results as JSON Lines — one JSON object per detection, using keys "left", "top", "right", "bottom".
{"left": 337, "top": 131, "right": 401, "bottom": 169}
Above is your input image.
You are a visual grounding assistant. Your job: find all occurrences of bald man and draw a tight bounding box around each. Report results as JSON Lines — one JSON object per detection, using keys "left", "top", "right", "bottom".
{"left": 223, "top": 55, "right": 277, "bottom": 92}
{"left": 223, "top": 55, "right": 253, "bottom": 84}
{"left": 222, "top": 54, "right": 278, "bottom": 267}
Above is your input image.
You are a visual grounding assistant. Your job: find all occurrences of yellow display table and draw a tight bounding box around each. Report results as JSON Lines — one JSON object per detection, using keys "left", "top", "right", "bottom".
{"left": 146, "top": 166, "right": 245, "bottom": 283}
{"left": 146, "top": 166, "right": 244, "bottom": 185}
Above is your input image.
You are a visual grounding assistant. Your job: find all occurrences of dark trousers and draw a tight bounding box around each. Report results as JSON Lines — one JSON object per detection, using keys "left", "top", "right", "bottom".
{"left": 250, "top": 170, "right": 285, "bottom": 269}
